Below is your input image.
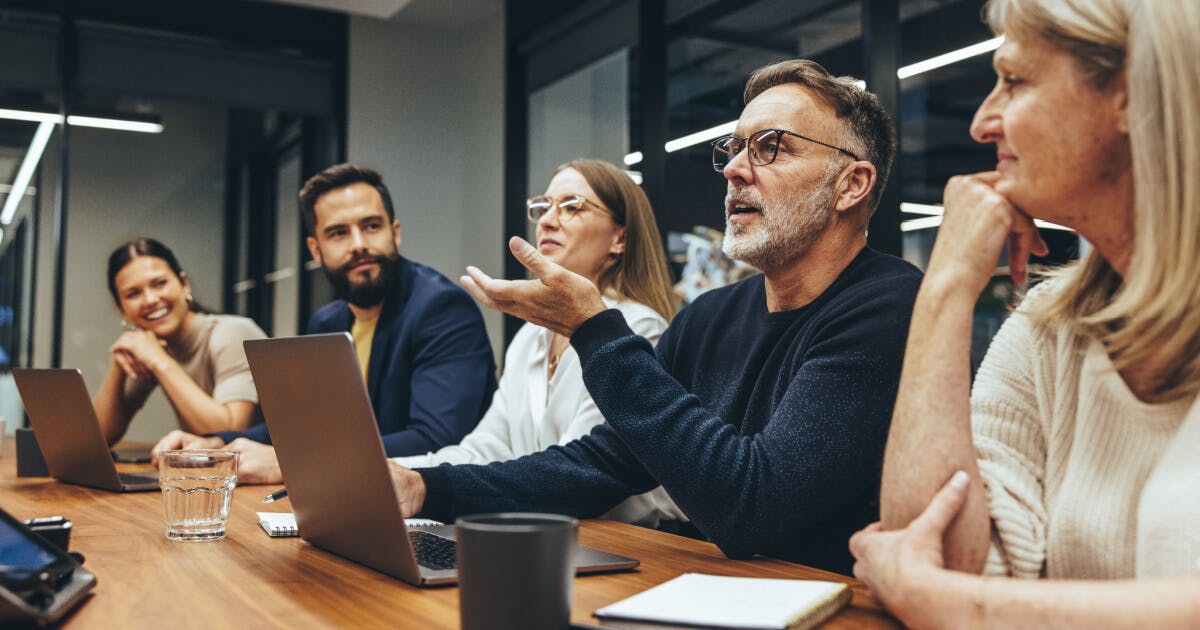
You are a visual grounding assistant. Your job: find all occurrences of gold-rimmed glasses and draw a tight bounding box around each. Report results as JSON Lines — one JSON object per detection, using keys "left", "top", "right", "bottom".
{"left": 525, "top": 194, "right": 610, "bottom": 224}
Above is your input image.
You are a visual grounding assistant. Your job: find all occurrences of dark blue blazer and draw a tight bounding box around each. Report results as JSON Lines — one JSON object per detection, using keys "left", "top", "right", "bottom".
{"left": 222, "top": 257, "right": 497, "bottom": 456}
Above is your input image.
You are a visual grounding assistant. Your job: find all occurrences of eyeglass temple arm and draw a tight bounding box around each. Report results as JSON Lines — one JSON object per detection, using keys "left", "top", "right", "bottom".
{"left": 779, "top": 130, "right": 860, "bottom": 161}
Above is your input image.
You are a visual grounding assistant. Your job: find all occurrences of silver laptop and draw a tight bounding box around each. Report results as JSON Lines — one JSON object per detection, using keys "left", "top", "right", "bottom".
{"left": 244, "top": 333, "right": 640, "bottom": 587}
{"left": 11, "top": 369, "right": 160, "bottom": 492}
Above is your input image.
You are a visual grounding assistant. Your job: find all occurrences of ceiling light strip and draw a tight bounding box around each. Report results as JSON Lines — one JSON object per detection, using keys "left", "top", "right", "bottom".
{"left": 897, "top": 36, "right": 1004, "bottom": 80}
{"left": 624, "top": 36, "right": 1004, "bottom": 167}
{"left": 900, "top": 215, "right": 945, "bottom": 232}
{"left": 663, "top": 120, "right": 738, "bottom": 153}
{"left": 0, "top": 108, "right": 162, "bottom": 133}
{"left": 0, "top": 109, "right": 62, "bottom": 124}
{"left": 625, "top": 119, "right": 738, "bottom": 166}
{"left": 901, "top": 211, "right": 1073, "bottom": 232}
{"left": 67, "top": 115, "right": 163, "bottom": 133}
{"left": 1, "top": 121, "right": 55, "bottom": 225}
{"left": 900, "top": 202, "right": 944, "bottom": 215}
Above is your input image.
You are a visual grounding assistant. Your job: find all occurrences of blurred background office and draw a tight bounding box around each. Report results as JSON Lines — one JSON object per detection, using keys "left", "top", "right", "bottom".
{"left": 0, "top": 0, "right": 1081, "bottom": 441}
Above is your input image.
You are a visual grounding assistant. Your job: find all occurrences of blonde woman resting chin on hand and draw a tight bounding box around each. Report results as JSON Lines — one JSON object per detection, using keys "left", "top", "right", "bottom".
{"left": 391, "top": 158, "right": 685, "bottom": 528}
{"left": 852, "top": 1, "right": 1200, "bottom": 628}
{"left": 92, "top": 238, "right": 266, "bottom": 446}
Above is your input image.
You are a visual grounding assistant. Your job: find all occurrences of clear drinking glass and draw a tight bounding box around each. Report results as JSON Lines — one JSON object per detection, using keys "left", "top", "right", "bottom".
{"left": 159, "top": 450, "right": 238, "bottom": 541}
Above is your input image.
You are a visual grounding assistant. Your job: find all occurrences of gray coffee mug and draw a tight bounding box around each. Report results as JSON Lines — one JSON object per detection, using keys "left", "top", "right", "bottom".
{"left": 455, "top": 513, "right": 578, "bottom": 630}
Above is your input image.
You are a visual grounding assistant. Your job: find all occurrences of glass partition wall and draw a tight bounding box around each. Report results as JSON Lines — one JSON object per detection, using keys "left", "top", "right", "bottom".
{"left": 506, "top": 0, "right": 1079, "bottom": 362}
{"left": 0, "top": 2, "right": 345, "bottom": 439}
{"left": 527, "top": 50, "right": 632, "bottom": 244}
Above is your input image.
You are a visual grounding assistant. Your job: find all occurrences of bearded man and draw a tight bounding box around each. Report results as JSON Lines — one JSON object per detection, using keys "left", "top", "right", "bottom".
{"left": 388, "top": 60, "right": 923, "bottom": 575}
{"left": 153, "top": 164, "right": 497, "bottom": 483}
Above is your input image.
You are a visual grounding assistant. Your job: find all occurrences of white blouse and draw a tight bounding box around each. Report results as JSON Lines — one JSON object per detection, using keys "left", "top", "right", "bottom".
{"left": 393, "top": 296, "right": 685, "bottom": 527}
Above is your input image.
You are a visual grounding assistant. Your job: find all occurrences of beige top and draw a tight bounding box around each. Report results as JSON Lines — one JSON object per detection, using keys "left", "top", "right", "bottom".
{"left": 350, "top": 315, "right": 378, "bottom": 385}
{"left": 971, "top": 285, "right": 1200, "bottom": 579}
{"left": 123, "top": 313, "right": 267, "bottom": 426}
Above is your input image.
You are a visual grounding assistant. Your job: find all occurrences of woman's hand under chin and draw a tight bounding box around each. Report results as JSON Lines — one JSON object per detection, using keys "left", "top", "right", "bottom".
{"left": 111, "top": 330, "right": 172, "bottom": 377}
{"left": 925, "top": 172, "right": 1048, "bottom": 298}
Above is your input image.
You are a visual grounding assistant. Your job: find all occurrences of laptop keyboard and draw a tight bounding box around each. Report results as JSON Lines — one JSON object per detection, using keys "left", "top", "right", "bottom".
{"left": 118, "top": 472, "right": 156, "bottom": 485}
{"left": 408, "top": 530, "right": 456, "bottom": 570}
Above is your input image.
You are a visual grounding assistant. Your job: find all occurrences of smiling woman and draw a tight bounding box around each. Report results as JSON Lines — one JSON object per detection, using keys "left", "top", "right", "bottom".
{"left": 91, "top": 238, "right": 267, "bottom": 445}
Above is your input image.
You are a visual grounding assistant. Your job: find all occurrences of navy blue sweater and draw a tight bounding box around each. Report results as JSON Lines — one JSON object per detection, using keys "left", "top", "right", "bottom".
{"left": 218, "top": 257, "right": 497, "bottom": 457}
{"left": 418, "top": 248, "right": 920, "bottom": 574}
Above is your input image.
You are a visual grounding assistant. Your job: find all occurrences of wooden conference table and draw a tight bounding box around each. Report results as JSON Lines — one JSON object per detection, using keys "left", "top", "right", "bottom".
{"left": 0, "top": 442, "right": 900, "bottom": 629}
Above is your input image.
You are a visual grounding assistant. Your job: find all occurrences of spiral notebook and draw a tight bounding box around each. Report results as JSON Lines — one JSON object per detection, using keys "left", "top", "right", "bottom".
{"left": 594, "top": 573, "right": 851, "bottom": 630}
{"left": 256, "top": 512, "right": 443, "bottom": 538}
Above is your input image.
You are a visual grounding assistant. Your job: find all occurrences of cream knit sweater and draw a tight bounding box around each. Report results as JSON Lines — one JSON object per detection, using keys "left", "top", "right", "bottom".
{"left": 970, "top": 290, "right": 1200, "bottom": 579}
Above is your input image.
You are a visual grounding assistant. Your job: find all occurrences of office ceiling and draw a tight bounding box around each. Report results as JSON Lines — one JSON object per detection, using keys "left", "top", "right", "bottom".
{"left": 250, "top": 0, "right": 412, "bottom": 19}
{"left": 251, "top": 0, "right": 504, "bottom": 25}
{"left": 661, "top": 0, "right": 997, "bottom": 204}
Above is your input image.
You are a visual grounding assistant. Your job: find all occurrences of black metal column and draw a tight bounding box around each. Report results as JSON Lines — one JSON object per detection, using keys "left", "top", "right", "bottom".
{"left": 637, "top": 0, "right": 667, "bottom": 210}
{"left": 862, "top": 0, "right": 902, "bottom": 256}
{"left": 50, "top": 13, "right": 76, "bottom": 368}
{"left": 502, "top": 3, "right": 531, "bottom": 347}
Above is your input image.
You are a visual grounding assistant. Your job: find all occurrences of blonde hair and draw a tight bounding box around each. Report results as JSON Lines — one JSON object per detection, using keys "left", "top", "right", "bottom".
{"left": 988, "top": 0, "right": 1200, "bottom": 401}
{"left": 555, "top": 159, "right": 677, "bottom": 322}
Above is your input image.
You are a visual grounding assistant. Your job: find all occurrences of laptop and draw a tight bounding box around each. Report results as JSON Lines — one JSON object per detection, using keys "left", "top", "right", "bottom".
{"left": 244, "top": 333, "right": 640, "bottom": 587}
{"left": 11, "top": 369, "right": 160, "bottom": 492}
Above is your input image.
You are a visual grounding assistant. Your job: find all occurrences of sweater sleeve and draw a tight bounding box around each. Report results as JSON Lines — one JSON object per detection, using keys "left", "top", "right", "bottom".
{"left": 970, "top": 307, "right": 1052, "bottom": 579}
{"left": 415, "top": 419, "right": 659, "bottom": 522}
{"left": 556, "top": 307, "right": 667, "bottom": 446}
{"left": 408, "top": 304, "right": 681, "bottom": 525}
{"left": 573, "top": 308, "right": 685, "bottom": 527}
{"left": 572, "top": 283, "right": 912, "bottom": 560}
{"left": 419, "top": 275, "right": 914, "bottom": 560}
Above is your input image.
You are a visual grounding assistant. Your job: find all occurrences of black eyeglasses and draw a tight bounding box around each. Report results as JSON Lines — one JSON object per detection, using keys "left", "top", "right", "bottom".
{"left": 526, "top": 194, "right": 611, "bottom": 224}
{"left": 711, "top": 128, "right": 860, "bottom": 172}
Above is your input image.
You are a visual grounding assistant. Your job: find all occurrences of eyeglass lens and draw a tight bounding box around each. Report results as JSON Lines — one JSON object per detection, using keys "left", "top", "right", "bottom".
{"left": 712, "top": 130, "right": 781, "bottom": 171}
{"left": 527, "top": 195, "right": 586, "bottom": 222}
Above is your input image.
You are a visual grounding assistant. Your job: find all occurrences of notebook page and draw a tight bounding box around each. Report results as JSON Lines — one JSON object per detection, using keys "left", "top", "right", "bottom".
{"left": 595, "top": 573, "right": 849, "bottom": 630}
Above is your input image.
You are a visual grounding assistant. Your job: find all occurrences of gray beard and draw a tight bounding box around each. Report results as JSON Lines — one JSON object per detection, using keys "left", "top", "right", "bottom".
{"left": 722, "top": 165, "right": 838, "bottom": 271}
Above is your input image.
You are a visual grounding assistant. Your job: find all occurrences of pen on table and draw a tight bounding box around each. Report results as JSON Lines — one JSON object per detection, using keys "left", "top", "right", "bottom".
{"left": 263, "top": 488, "right": 288, "bottom": 503}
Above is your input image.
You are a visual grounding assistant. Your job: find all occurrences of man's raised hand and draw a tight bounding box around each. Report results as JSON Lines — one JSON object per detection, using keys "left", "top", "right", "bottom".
{"left": 460, "top": 236, "right": 607, "bottom": 337}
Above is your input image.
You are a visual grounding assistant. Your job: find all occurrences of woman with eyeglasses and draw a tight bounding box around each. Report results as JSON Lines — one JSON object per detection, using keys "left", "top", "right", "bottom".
{"left": 850, "top": 0, "right": 1200, "bottom": 627}
{"left": 92, "top": 238, "right": 266, "bottom": 445}
{"left": 391, "top": 158, "right": 684, "bottom": 527}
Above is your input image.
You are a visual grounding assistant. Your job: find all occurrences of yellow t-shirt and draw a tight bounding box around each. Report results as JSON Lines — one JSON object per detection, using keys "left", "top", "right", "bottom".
{"left": 349, "top": 315, "right": 378, "bottom": 384}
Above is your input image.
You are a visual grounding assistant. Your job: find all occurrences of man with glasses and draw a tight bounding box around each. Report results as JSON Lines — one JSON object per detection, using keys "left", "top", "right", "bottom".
{"left": 390, "top": 60, "right": 922, "bottom": 574}
{"left": 153, "top": 164, "right": 497, "bottom": 483}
